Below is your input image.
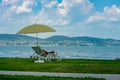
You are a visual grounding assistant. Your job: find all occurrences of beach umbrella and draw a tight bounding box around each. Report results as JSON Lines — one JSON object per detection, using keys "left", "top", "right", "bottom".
{"left": 17, "top": 24, "right": 56, "bottom": 46}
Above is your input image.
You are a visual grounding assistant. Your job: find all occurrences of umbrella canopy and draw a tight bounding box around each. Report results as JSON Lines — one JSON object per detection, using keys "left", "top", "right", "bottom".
{"left": 17, "top": 24, "right": 56, "bottom": 46}
{"left": 17, "top": 24, "right": 56, "bottom": 34}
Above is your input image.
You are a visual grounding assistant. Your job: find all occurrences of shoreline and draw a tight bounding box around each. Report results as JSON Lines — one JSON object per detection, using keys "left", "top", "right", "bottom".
{"left": 0, "top": 57, "right": 119, "bottom": 61}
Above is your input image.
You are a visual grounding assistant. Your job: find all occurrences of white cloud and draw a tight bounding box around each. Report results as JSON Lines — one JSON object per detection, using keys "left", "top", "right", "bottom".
{"left": 0, "top": 0, "right": 93, "bottom": 25}
{"left": 32, "top": 8, "right": 69, "bottom": 26}
{"left": 86, "top": 13, "right": 105, "bottom": 23}
{"left": 44, "top": 19, "right": 69, "bottom": 25}
{"left": 1, "top": 0, "right": 93, "bottom": 26}
{"left": 104, "top": 5, "right": 120, "bottom": 15}
{"left": 57, "top": 0, "right": 93, "bottom": 16}
{"left": 16, "top": 0, "right": 34, "bottom": 14}
{"left": 1, "top": 0, "right": 18, "bottom": 6}
{"left": 43, "top": 0, "right": 58, "bottom": 8}
{"left": 57, "top": 0, "right": 73, "bottom": 16}
{"left": 1, "top": 0, "right": 36, "bottom": 16}
{"left": 86, "top": 5, "right": 120, "bottom": 23}
{"left": 1, "top": 5, "right": 17, "bottom": 20}
{"left": 32, "top": 0, "right": 93, "bottom": 26}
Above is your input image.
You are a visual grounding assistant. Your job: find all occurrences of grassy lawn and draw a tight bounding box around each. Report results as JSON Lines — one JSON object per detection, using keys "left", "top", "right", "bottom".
{"left": 0, "top": 75, "right": 105, "bottom": 80}
{"left": 0, "top": 58, "right": 120, "bottom": 74}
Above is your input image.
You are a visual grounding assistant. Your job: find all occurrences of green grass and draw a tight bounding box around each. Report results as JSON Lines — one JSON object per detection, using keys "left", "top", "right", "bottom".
{"left": 0, "top": 75, "right": 105, "bottom": 80}
{"left": 0, "top": 58, "right": 120, "bottom": 74}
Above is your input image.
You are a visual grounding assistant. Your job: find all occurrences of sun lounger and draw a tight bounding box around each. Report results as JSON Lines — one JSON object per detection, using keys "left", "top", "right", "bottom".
{"left": 31, "top": 46, "right": 58, "bottom": 61}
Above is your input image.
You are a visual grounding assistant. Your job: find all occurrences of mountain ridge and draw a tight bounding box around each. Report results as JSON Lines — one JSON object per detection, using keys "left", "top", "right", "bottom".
{"left": 0, "top": 34, "right": 120, "bottom": 46}
{"left": 44, "top": 35, "right": 119, "bottom": 41}
{"left": 0, "top": 34, "right": 37, "bottom": 41}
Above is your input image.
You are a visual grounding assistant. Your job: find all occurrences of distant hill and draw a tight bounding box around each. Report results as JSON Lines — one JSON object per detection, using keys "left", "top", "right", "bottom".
{"left": 45, "top": 35, "right": 117, "bottom": 42}
{"left": 45, "top": 35, "right": 71, "bottom": 41}
{"left": 44, "top": 35, "right": 120, "bottom": 46}
{"left": 0, "top": 34, "right": 36, "bottom": 41}
{"left": 0, "top": 34, "right": 120, "bottom": 46}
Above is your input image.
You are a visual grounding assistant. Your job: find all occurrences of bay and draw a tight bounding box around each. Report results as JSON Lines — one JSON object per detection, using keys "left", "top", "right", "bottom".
{"left": 0, "top": 45, "right": 120, "bottom": 60}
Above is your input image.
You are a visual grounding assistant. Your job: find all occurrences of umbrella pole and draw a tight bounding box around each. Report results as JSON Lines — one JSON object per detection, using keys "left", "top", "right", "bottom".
{"left": 36, "top": 33, "right": 39, "bottom": 57}
{"left": 36, "top": 33, "right": 38, "bottom": 46}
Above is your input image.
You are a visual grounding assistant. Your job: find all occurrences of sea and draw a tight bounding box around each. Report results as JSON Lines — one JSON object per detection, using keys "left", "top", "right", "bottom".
{"left": 0, "top": 45, "right": 120, "bottom": 60}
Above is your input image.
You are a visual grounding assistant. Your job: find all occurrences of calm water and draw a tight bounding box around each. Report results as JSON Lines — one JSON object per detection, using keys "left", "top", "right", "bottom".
{"left": 0, "top": 45, "right": 120, "bottom": 60}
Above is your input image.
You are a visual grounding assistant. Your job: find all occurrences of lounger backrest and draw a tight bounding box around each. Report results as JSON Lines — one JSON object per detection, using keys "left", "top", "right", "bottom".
{"left": 32, "top": 46, "right": 43, "bottom": 55}
{"left": 32, "top": 46, "right": 46, "bottom": 57}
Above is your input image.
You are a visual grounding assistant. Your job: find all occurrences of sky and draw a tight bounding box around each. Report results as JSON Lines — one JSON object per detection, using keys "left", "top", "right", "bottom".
{"left": 0, "top": 0, "right": 120, "bottom": 39}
